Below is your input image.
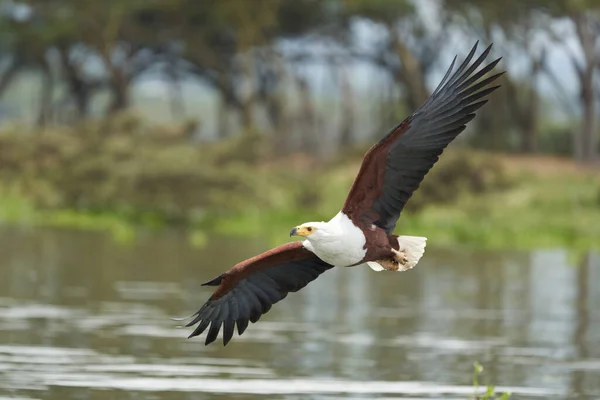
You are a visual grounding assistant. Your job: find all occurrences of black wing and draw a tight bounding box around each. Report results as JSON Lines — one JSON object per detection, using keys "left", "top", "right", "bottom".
{"left": 186, "top": 242, "right": 334, "bottom": 346}
{"left": 342, "top": 41, "right": 504, "bottom": 233}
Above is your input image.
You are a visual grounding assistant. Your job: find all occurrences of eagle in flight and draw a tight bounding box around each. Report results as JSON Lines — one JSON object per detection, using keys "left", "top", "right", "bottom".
{"left": 184, "top": 42, "right": 503, "bottom": 345}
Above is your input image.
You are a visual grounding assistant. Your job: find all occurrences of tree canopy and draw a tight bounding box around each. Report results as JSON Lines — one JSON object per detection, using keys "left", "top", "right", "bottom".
{"left": 0, "top": 0, "right": 598, "bottom": 161}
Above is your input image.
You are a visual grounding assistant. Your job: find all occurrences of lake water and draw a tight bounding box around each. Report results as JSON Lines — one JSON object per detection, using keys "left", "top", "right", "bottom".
{"left": 0, "top": 226, "right": 599, "bottom": 399}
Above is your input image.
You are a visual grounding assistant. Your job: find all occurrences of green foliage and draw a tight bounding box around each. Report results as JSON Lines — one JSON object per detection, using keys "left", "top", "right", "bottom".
{"left": 538, "top": 123, "right": 574, "bottom": 156}
{"left": 1, "top": 118, "right": 598, "bottom": 253}
{"left": 471, "top": 362, "right": 511, "bottom": 400}
{"left": 342, "top": 0, "right": 414, "bottom": 25}
{"left": 400, "top": 164, "right": 600, "bottom": 253}
{"left": 0, "top": 113, "right": 268, "bottom": 225}
{"left": 405, "top": 149, "right": 512, "bottom": 212}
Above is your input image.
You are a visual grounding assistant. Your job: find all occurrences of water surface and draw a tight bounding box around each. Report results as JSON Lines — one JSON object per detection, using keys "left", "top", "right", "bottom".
{"left": 0, "top": 226, "right": 599, "bottom": 399}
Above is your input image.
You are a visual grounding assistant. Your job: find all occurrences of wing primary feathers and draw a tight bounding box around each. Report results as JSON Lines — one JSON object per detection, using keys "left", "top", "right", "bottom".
{"left": 457, "top": 62, "right": 504, "bottom": 93}
{"left": 205, "top": 320, "right": 222, "bottom": 345}
{"left": 248, "top": 276, "right": 281, "bottom": 302}
{"left": 237, "top": 284, "right": 262, "bottom": 321}
{"left": 249, "top": 311, "right": 262, "bottom": 324}
{"left": 424, "top": 114, "right": 477, "bottom": 137}
{"left": 342, "top": 41, "right": 503, "bottom": 234}
{"left": 453, "top": 44, "right": 494, "bottom": 89}
{"left": 239, "top": 285, "right": 264, "bottom": 323}
{"left": 428, "top": 44, "right": 495, "bottom": 116}
{"left": 237, "top": 317, "right": 249, "bottom": 335}
{"left": 204, "top": 300, "right": 230, "bottom": 345}
{"left": 442, "top": 41, "right": 480, "bottom": 89}
{"left": 429, "top": 55, "right": 457, "bottom": 99}
{"left": 234, "top": 292, "right": 250, "bottom": 335}
{"left": 419, "top": 45, "right": 476, "bottom": 113}
{"left": 245, "top": 280, "right": 274, "bottom": 310}
{"left": 460, "top": 85, "right": 501, "bottom": 106}
{"left": 189, "top": 317, "right": 210, "bottom": 339}
{"left": 185, "top": 243, "right": 335, "bottom": 345}
{"left": 431, "top": 100, "right": 488, "bottom": 128}
{"left": 222, "top": 318, "right": 235, "bottom": 346}
{"left": 185, "top": 303, "right": 210, "bottom": 327}
{"left": 228, "top": 296, "right": 240, "bottom": 321}
{"left": 458, "top": 74, "right": 504, "bottom": 101}
{"left": 223, "top": 296, "right": 239, "bottom": 345}
{"left": 430, "top": 68, "right": 496, "bottom": 119}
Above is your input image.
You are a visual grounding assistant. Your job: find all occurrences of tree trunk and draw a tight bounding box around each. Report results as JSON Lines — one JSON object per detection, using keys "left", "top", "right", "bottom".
{"left": 580, "top": 76, "right": 596, "bottom": 161}
{"left": 239, "top": 51, "right": 257, "bottom": 130}
{"left": 239, "top": 99, "right": 254, "bottom": 128}
{"left": 109, "top": 69, "right": 129, "bottom": 113}
{"left": 58, "top": 46, "right": 90, "bottom": 118}
{"left": 338, "top": 68, "right": 354, "bottom": 148}
{"left": 296, "top": 75, "right": 319, "bottom": 153}
{"left": 390, "top": 32, "right": 429, "bottom": 111}
{"left": 215, "top": 94, "right": 231, "bottom": 140}
{"left": 0, "top": 62, "right": 18, "bottom": 98}
{"left": 97, "top": 47, "right": 130, "bottom": 114}
{"left": 37, "top": 60, "right": 54, "bottom": 127}
{"left": 520, "top": 51, "right": 543, "bottom": 153}
{"left": 260, "top": 50, "right": 286, "bottom": 135}
{"left": 572, "top": 13, "right": 598, "bottom": 163}
{"left": 521, "top": 92, "right": 539, "bottom": 153}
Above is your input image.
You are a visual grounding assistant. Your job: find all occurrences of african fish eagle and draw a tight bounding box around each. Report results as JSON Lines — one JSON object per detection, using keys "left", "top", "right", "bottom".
{"left": 184, "top": 42, "right": 504, "bottom": 345}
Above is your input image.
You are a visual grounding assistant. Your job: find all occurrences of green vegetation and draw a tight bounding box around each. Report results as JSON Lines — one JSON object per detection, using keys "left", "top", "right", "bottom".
{"left": 1, "top": 117, "right": 598, "bottom": 252}
{"left": 211, "top": 151, "right": 600, "bottom": 253}
{"left": 472, "top": 362, "right": 511, "bottom": 400}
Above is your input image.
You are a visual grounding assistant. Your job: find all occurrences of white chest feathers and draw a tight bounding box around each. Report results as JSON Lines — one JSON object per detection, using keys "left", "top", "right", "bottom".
{"left": 302, "top": 212, "right": 366, "bottom": 267}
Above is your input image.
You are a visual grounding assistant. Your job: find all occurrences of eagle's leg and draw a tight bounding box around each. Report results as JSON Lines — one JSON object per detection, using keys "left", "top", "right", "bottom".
{"left": 391, "top": 248, "right": 409, "bottom": 267}
{"left": 370, "top": 249, "right": 409, "bottom": 271}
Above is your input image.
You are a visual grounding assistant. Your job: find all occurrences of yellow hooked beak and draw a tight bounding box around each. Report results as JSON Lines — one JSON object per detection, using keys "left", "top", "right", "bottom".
{"left": 289, "top": 226, "right": 314, "bottom": 237}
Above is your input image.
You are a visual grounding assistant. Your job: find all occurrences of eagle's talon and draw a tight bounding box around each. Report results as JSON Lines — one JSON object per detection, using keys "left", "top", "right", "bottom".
{"left": 392, "top": 248, "right": 409, "bottom": 265}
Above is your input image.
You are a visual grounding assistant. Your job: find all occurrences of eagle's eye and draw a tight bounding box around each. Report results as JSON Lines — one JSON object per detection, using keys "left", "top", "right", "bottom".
{"left": 307, "top": 227, "right": 313, "bottom": 232}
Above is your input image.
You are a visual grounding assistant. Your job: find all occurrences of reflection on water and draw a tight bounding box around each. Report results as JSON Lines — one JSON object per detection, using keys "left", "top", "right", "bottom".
{"left": 0, "top": 226, "right": 599, "bottom": 399}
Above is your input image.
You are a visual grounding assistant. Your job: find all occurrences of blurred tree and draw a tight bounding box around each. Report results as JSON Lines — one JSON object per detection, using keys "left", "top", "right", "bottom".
{"left": 0, "top": 1, "right": 57, "bottom": 124}
{"left": 341, "top": 0, "right": 448, "bottom": 112}
{"left": 0, "top": 0, "right": 597, "bottom": 162}
{"left": 4, "top": 0, "right": 164, "bottom": 119}
{"left": 55, "top": 0, "right": 161, "bottom": 113}
{"left": 444, "top": 0, "right": 555, "bottom": 152}
{"left": 135, "top": 0, "right": 331, "bottom": 141}
{"left": 546, "top": 0, "right": 600, "bottom": 162}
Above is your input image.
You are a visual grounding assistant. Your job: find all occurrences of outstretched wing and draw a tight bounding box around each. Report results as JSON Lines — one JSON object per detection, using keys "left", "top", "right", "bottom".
{"left": 342, "top": 42, "right": 504, "bottom": 233}
{"left": 186, "top": 242, "right": 333, "bottom": 345}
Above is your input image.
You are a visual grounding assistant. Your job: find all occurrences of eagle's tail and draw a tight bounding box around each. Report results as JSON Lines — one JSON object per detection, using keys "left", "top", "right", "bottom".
{"left": 367, "top": 235, "right": 427, "bottom": 272}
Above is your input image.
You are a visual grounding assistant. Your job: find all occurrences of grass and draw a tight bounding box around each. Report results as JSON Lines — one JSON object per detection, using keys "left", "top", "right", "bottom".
{"left": 399, "top": 170, "right": 600, "bottom": 253}
{"left": 1, "top": 152, "right": 599, "bottom": 253}
{"left": 191, "top": 153, "right": 600, "bottom": 253}
{"left": 0, "top": 187, "right": 137, "bottom": 243}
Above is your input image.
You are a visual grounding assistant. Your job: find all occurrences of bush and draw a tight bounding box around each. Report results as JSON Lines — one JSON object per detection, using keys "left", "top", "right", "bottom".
{"left": 0, "top": 114, "right": 269, "bottom": 224}
{"left": 538, "top": 123, "right": 574, "bottom": 156}
{"left": 405, "top": 149, "right": 512, "bottom": 212}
